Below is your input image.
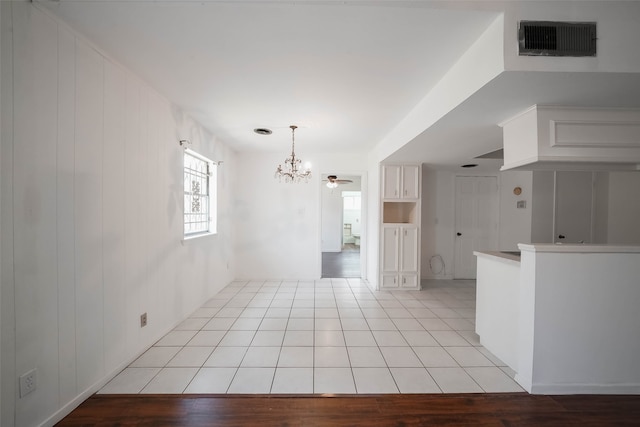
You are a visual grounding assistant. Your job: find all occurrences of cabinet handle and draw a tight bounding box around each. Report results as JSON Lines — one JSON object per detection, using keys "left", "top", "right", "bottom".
{"left": 404, "top": 189, "right": 407, "bottom": 196}
{"left": 404, "top": 229, "right": 407, "bottom": 236}
{"left": 403, "top": 277, "right": 406, "bottom": 284}
{"left": 393, "top": 277, "right": 396, "bottom": 284}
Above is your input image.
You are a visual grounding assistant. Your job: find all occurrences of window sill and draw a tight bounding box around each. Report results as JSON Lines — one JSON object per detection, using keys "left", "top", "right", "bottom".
{"left": 182, "top": 231, "right": 217, "bottom": 243}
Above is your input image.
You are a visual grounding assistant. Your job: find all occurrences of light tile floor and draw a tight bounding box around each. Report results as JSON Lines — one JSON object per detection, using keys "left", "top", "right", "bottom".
{"left": 99, "top": 279, "right": 523, "bottom": 394}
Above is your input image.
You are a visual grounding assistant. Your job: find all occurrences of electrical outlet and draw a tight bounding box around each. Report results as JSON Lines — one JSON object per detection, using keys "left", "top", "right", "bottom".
{"left": 19, "top": 369, "right": 37, "bottom": 398}
{"left": 140, "top": 312, "right": 147, "bottom": 327}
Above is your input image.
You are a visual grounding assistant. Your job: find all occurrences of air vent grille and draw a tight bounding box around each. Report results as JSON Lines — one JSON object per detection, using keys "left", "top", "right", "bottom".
{"left": 519, "top": 21, "right": 596, "bottom": 57}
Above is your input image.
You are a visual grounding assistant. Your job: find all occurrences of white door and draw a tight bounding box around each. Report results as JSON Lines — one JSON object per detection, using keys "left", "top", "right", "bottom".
{"left": 555, "top": 171, "right": 593, "bottom": 243}
{"left": 454, "top": 176, "right": 498, "bottom": 279}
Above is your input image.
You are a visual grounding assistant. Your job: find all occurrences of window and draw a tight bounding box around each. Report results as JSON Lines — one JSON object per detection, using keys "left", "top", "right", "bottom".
{"left": 183, "top": 149, "right": 217, "bottom": 237}
{"left": 342, "top": 191, "right": 361, "bottom": 210}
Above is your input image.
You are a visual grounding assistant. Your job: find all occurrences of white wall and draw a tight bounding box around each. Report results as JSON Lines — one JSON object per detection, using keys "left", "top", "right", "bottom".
{"left": 607, "top": 172, "right": 640, "bottom": 243}
{"left": 375, "top": 14, "right": 504, "bottom": 163}
{"left": 321, "top": 185, "right": 343, "bottom": 252}
{"left": 0, "top": 1, "right": 6, "bottom": 422}
{"left": 504, "top": 1, "right": 640, "bottom": 73}
{"left": 365, "top": 153, "right": 381, "bottom": 289}
{"left": 420, "top": 170, "right": 455, "bottom": 279}
{"left": 521, "top": 248, "right": 640, "bottom": 393}
{"left": 420, "top": 169, "right": 538, "bottom": 279}
{"left": 592, "top": 172, "right": 609, "bottom": 244}
{"left": 0, "top": 3, "right": 235, "bottom": 426}
{"left": 498, "top": 171, "right": 533, "bottom": 251}
{"left": 234, "top": 152, "right": 367, "bottom": 280}
{"left": 530, "top": 171, "right": 555, "bottom": 243}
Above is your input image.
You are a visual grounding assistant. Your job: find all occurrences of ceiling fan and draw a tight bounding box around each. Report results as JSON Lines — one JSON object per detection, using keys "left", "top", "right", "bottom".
{"left": 323, "top": 175, "right": 353, "bottom": 189}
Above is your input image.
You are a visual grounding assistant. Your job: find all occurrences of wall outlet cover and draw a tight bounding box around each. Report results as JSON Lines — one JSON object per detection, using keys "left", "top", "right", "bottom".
{"left": 19, "top": 369, "right": 37, "bottom": 398}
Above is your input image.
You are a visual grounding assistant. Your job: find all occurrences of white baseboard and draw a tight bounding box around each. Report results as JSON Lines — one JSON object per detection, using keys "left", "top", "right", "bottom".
{"left": 39, "top": 360, "right": 132, "bottom": 427}
{"left": 529, "top": 382, "right": 640, "bottom": 395}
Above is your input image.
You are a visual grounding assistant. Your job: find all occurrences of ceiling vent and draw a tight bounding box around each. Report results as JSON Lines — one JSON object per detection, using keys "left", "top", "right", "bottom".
{"left": 518, "top": 21, "right": 596, "bottom": 57}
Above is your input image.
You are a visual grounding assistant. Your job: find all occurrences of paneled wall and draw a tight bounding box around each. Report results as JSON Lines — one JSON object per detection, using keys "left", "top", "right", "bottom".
{"left": 1, "top": 3, "right": 235, "bottom": 426}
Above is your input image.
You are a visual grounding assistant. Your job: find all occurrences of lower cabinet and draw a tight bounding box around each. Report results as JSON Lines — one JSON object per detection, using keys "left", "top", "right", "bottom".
{"left": 381, "top": 273, "right": 418, "bottom": 288}
{"left": 380, "top": 225, "right": 419, "bottom": 289}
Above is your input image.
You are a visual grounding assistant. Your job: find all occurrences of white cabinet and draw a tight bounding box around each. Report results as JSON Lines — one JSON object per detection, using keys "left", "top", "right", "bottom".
{"left": 379, "top": 163, "right": 421, "bottom": 290}
{"left": 382, "top": 165, "right": 401, "bottom": 199}
{"left": 401, "top": 226, "right": 418, "bottom": 272}
{"left": 381, "top": 227, "right": 399, "bottom": 272}
{"left": 382, "top": 164, "right": 419, "bottom": 200}
{"left": 500, "top": 106, "right": 640, "bottom": 171}
{"left": 380, "top": 225, "right": 419, "bottom": 289}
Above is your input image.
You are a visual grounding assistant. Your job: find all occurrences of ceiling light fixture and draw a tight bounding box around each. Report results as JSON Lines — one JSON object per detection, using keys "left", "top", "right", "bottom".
{"left": 275, "top": 125, "right": 312, "bottom": 183}
{"left": 254, "top": 128, "right": 272, "bottom": 135}
{"left": 324, "top": 175, "right": 353, "bottom": 189}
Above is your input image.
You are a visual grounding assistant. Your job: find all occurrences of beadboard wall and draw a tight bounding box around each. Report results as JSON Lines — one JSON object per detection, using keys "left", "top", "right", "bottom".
{"left": 1, "top": 2, "right": 235, "bottom": 426}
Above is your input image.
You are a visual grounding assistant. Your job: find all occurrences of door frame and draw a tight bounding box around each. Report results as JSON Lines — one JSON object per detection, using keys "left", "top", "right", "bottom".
{"left": 318, "top": 171, "right": 367, "bottom": 280}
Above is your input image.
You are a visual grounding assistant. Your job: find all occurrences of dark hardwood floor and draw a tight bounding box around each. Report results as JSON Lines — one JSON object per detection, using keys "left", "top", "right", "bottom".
{"left": 56, "top": 393, "right": 640, "bottom": 426}
{"left": 322, "top": 244, "right": 360, "bottom": 278}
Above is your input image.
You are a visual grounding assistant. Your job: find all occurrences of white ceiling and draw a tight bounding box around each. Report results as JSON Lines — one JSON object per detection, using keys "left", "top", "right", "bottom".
{"left": 38, "top": 0, "right": 640, "bottom": 171}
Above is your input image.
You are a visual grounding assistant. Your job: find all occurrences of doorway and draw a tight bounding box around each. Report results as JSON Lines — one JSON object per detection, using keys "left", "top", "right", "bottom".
{"left": 454, "top": 176, "right": 499, "bottom": 279}
{"left": 321, "top": 175, "right": 362, "bottom": 278}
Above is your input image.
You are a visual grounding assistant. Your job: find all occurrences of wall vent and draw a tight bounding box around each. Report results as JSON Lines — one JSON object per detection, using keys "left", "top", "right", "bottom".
{"left": 518, "top": 21, "right": 596, "bottom": 57}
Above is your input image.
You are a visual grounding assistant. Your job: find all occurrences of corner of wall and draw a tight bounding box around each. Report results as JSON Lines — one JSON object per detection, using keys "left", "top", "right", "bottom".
{"left": 0, "top": 1, "right": 16, "bottom": 425}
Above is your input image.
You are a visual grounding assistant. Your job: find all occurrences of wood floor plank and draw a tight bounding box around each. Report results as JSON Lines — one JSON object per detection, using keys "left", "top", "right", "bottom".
{"left": 56, "top": 393, "right": 640, "bottom": 426}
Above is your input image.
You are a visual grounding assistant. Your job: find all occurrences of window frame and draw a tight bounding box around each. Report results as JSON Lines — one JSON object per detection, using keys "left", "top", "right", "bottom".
{"left": 183, "top": 148, "right": 217, "bottom": 240}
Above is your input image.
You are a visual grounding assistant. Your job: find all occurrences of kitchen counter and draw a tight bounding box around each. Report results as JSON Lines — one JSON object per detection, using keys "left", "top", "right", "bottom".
{"left": 474, "top": 250, "right": 520, "bottom": 264}
{"left": 474, "top": 250, "right": 521, "bottom": 369}
{"left": 519, "top": 243, "right": 640, "bottom": 253}
{"left": 474, "top": 243, "right": 640, "bottom": 395}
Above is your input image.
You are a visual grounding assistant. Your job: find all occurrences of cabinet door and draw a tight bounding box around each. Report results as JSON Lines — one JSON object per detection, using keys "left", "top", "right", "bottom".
{"left": 381, "top": 227, "right": 399, "bottom": 272}
{"left": 400, "top": 273, "right": 418, "bottom": 289}
{"left": 382, "top": 165, "right": 401, "bottom": 199}
{"left": 381, "top": 274, "right": 399, "bottom": 288}
{"left": 401, "top": 165, "right": 419, "bottom": 199}
{"left": 400, "top": 227, "right": 418, "bottom": 272}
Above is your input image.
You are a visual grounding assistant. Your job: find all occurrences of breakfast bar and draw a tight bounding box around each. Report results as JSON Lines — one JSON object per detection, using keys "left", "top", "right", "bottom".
{"left": 475, "top": 244, "right": 640, "bottom": 394}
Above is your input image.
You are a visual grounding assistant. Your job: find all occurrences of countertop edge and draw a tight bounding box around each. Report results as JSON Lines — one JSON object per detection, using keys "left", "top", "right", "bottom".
{"left": 518, "top": 244, "right": 640, "bottom": 254}
{"left": 474, "top": 251, "right": 521, "bottom": 264}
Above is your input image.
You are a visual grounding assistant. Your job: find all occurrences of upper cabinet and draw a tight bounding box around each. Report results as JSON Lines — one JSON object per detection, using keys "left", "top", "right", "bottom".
{"left": 382, "top": 164, "right": 420, "bottom": 200}
{"left": 500, "top": 106, "right": 640, "bottom": 172}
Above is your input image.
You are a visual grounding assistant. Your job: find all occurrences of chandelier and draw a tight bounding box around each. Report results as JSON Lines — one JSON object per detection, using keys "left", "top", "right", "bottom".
{"left": 275, "top": 125, "right": 312, "bottom": 183}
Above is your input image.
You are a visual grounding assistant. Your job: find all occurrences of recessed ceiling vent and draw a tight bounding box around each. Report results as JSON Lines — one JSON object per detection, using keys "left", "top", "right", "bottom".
{"left": 518, "top": 21, "right": 596, "bottom": 57}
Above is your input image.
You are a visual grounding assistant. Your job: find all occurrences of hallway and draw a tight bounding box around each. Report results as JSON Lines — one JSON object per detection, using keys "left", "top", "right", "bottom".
{"left": 321, "top": 244, "right": 360, "bottom": 278}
